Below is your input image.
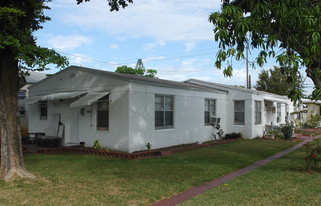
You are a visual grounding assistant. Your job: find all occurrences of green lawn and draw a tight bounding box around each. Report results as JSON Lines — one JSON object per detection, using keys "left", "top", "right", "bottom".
{"left": 0, "top": 140, "right": 297, "bottom": 205}
{"left": 181, "top": 141, "right": 321, "bottom": 206}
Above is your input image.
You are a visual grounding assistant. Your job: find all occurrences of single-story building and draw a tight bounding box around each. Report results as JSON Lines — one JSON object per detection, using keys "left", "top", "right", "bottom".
{"left": 184, "top": 79, "right": 293, "bottom": 138}
{"left": 27, "top": 66, "right": 294, "bottom": 152}
{"left": 19, "top": 71, "right": 48, "bottom": 129}
{"left": 27, "top": 66, "right": 228, "bottom": 152}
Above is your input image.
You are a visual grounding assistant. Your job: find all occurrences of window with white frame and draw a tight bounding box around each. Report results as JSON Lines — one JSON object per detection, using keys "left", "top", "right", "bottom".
{"left": 277, "top": 103, "right": 281, "bottom": 123}
{"left": 204, "top": 99, "right": 216, "bottom": 125}
{"left": 155, "top": 95, "right": 174, "bottom": 129}
{"left": 255, "top": 101, "right": 262, "bottom": 125}
{"left": 234, "top": 100, "right": 245, "bottom": 125}
{"left": 97, "top": 95, "right": 109, "bottom": 130}
{"left": 39, "top": 101, "right": 47, "bottom": 119}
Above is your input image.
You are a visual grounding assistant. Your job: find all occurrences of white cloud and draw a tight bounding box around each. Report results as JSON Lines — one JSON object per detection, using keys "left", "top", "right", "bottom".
{"left": 69, "top": 53, "right": 94, "bottom": 66}
{"left": 48, "top": 34, "right": 93, "bottom": 51}
{"left": 109, "top": 44, "right": 119, "bottom": 49}
{"left": 51, "top": 0, "right": 221, "bottom": 42}
{"left": 184, "top": 42, "right": 196, "bottom": 52}
{"left": 143, "top": 56, "right": 166, "bottom": 62}
{"left": 143, "top": 41, "right": 166, "bottom": 52}
{"left": 181, "top": 58, "right": 197, "bottom": 66}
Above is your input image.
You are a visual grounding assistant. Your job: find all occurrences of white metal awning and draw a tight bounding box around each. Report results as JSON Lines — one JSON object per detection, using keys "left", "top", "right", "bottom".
{"left": 69, "top": 92, "right": 110, "bottom": 108}
{"left": 27, "top": 91, "right": 87, "bottom": 104}
{"left": 290, "top": 109, "right": 308, "bottom": 115}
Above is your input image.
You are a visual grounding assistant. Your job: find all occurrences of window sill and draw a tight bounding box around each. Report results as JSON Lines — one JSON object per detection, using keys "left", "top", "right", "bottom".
{"left": 234, "top": 123, "right": 245, "bottom": 125}
{"left": 97, "top": 127, "right": 109, "bottom": 131}
{"left": 155, "top": 126, "right": 174, "bottom": 130}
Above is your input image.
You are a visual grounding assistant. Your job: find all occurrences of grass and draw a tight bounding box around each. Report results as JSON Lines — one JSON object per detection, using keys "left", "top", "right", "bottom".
{"left": 181, "top": 140, "right": 321, "bottom": 206}
{"left": 0, "top": 139, "right": 297, "bottom": 205}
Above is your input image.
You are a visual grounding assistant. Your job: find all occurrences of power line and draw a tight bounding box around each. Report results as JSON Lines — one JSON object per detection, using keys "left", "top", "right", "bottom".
{"left": 57, "top": 47, "right": 219, "bottom": 66}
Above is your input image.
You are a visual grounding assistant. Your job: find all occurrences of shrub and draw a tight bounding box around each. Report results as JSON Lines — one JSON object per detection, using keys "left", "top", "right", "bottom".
{"left": 305, "top": 139, "right": 321, "bottom": 171}
{"left": 93, "top": 140, "right": 103, "bottom": 150}
{"left": 224, "top": 132, "right": 241, "bottom": 140}
{"left": 267, "top": 131, "right": 284, "bottom": 139}
{"left": 281, "top": 125, "right": 292, "bottom": 135}
{"left": 305, "top": 114, "right": 320, "bottom": 128}
{"left": 294, "top": 119, "right": 304, "bottom": 128}
{"left": 145, "top": 142, "right": 152, "bottom": 150}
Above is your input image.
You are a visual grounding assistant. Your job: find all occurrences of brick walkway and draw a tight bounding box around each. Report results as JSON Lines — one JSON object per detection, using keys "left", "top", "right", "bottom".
{"left": 151, "top": 136, "right": 321, "bottom": 206}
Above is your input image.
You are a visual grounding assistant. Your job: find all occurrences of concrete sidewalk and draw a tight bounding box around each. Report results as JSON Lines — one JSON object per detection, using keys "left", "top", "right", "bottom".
{"left": 151, "top": 136, "right": 320, "bottom": 206}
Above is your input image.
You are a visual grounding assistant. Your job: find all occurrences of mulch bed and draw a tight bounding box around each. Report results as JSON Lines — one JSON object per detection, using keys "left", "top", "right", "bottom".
{"left": 31, "top": 138, "right": 240, "bottom": 160}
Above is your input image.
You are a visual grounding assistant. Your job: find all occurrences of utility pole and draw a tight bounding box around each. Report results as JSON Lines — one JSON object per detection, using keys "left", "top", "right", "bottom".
{"left": 246, "top": 44, "right": 249, "bottom": 89}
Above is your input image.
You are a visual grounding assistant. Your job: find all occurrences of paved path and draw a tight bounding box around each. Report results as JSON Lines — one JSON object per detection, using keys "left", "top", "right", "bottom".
{"left": 151, "top": 136, "right": 321, "bottom": 206}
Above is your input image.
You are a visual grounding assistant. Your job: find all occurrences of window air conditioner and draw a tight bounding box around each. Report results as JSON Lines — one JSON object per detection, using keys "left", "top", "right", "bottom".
{"left": 211, "top": 117, "right": 221, "bottom": 125}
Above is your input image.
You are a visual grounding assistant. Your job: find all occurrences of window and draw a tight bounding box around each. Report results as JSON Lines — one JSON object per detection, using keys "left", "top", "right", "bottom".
{"left": 255, "top": 101, "right": 262, "bottom": 125}
{"left": 277, "top": 103, "right": 281, "bottom": 123}
{"left": 18, "top": 90, "right": 26, "bottom": 100}
{"left": 39, "top": 101, "right": 47, "bottom": 119}
{"left": 18, "top": 107, "right": 26, "bottom": 116}
{"left": 312, "top": 105, "right": 315, "bottom": 114}
{"left": 155, "top": 95, "right": 174, "bottom": 129}
{"left": 204, "top": 99, "right": 216, "bottom": 124}
{"left": 285, "top": 104, "right": 289, "bottom": 122}
{"left": 97, "top": 95, "right": 109, "bottom": 130}
{"left": 234, "top": 100, "right": 245, "bottom": 125}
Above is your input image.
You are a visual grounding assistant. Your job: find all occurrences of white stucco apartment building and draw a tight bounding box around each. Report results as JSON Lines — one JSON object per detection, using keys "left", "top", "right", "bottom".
{"left": 27, "top": 66, "right": 293, "bottom": 152}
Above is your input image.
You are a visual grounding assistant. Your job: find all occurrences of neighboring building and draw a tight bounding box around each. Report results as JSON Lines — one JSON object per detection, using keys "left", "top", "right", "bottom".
{"left": 27, "top": 66, "right": 294, "bottom": 152}
{"left": 185, "top": 79, "right": 293, "bottom": 139}
{"left": 291, "top": 99, "right": 321, "bottom": 123}
{"left": 19, "top": 72, "right": 48, "bottom": 128}
{"left": 302, "top": 99, "right": 321, "bottom": 116}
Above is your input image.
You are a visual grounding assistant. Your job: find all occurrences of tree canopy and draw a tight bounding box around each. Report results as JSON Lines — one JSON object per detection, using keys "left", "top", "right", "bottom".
{"left": 115, "top": 59, "right": 157, "bottom": 78}
{"left": 255, "top": 67, "right": 304, "bottom": 96}
{"left": 0, "top": 0, "right": 133, "bottom": 181}
{"left": 209, "top": 0, "right": 321, "bottom": 104}
{"left": 76, "top": 0, "right": 133, "bottom": 11}
{"left": 0, "top": 1, "right": 68, "bottom": 72}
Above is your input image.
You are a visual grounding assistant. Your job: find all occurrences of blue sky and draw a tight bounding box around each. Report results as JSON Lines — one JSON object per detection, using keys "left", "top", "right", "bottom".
{"left": 35, "top": 0, "right": 314, "bottom": 93}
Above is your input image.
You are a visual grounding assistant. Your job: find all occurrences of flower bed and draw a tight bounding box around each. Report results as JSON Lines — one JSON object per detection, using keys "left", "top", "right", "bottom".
{"left": 37, "top": 138, "right": 240, "bottom": 160}
{"left": 38, "top": 147, "right": 161, "bottom": 160}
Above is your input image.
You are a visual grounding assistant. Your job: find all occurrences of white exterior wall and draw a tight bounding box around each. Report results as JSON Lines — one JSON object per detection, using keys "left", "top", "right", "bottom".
{"left": 127, "top": 83, "right": 227, "bottom": 152}
{"left": 225, "top": 90, "right": 253, "bottom": 138}
{"left": 226, "top": 89, "right": 292, "bottom": 139}
{"left": 184, "top": 79, "right": 294, "bottom": 139}
{"left": 76, "top": 90, "right": 130, "bottom": 152}
{"left": 28, "top": 68, "right": 131, "bottom": 152}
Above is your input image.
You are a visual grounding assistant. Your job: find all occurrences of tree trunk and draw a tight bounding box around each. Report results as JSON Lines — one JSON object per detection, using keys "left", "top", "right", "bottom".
{"left": 307, "top": 60, "right": 321, "bottom": 90}
{"left": 0, "top": 51, "right": 35, "bottom": 181}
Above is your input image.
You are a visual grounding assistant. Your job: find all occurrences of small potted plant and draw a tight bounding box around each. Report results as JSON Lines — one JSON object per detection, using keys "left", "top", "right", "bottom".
{"left": 281, "top": 125, "right": 293, "bottom": 140}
